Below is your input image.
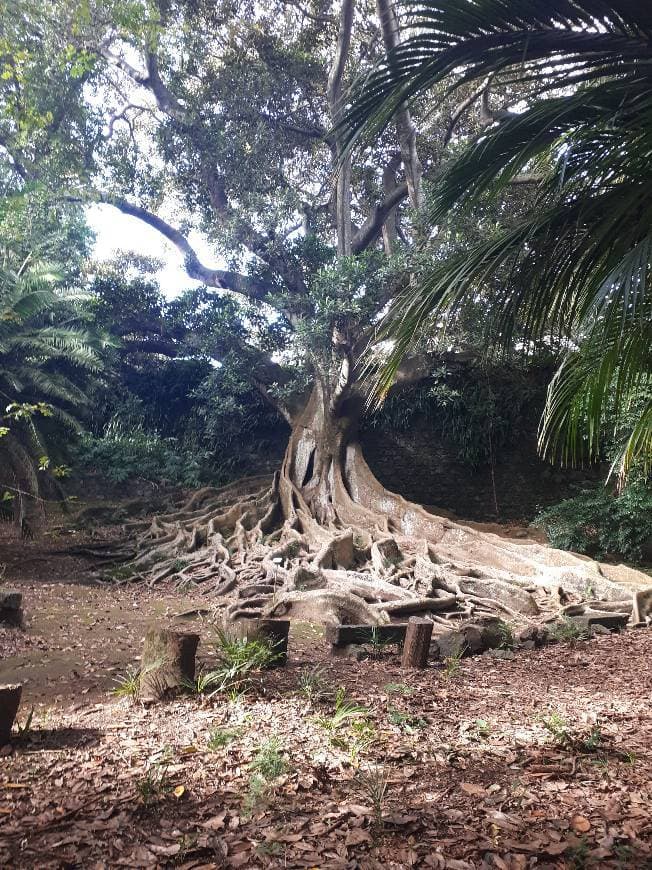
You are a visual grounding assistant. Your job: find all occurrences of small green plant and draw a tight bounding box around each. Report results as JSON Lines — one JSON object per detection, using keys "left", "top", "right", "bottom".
{"left": 207, "top": 726, "right": 241, "bottom": 750}
{"left": 548, "top": 617, "right": 589, "bottom": 644}
{"left": 322, "top": 687, "right": 369, "bottom": 730}
{"left": 243, "top": 773, "right": 268, "bottom": 816}
{"left": 582, "top": 723, "right": 603, "bottom": 753}
{"left": 442, "top": 646, "right": 466, "bottom": 679}
{"left": 472, "top": 719, "right": 491, "bottom": 740}
{"left": 255, "top": 841, "right": 284, "bottom": 859}
{"left": 347, "top": 720, "right": 377, "bottom": 762}
{"left": 496, "top": 620, "right": 515, "bottom": 650}
{"left": 356, "top": 765, "right": 389, "bottom": 827}
{"left": 383, "top": 682, "right": 414, "bottom": 696}
{"left": 541, "top": 712, "right": 573, "bottom": 748}
{"left": 249, "top": 738, "right": 289, "bottom": 780}
{"left": 112, "top": 666, "right": 141, "bottom": 700}
{"left": 363, "top": 626, "right": 399, "bottom": 659}
{"left": 136, "top": 754, "right": 172, "bottom": 806}
{"left": 387, "top": 707, "right": 426, "bottom": 732}
{"left": 297, "top": 665, "right": 330, "bottom": 703}
{"left": 189, "top": 629, "right": 282, "bottom": 697}
{"left": 242, "top": 738, "right": 290, "bottom": 816}
{"left": 567, "top": 837, "right": 590, "bottom": 869}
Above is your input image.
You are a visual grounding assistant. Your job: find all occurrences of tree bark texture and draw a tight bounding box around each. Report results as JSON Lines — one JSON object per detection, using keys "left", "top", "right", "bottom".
{"left": 0, "top": 684, "right": 22, "bottom": 745}
{"left": 401, "top": 617, "right": 433, "bottom": 669}
{"left": 139, "top": 628, "right": 200, "bottom": 702}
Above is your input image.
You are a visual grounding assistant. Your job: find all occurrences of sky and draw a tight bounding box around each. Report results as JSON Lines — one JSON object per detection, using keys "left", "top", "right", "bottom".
{"left": 86, "top": 203, "right": 212, "bottom": 298}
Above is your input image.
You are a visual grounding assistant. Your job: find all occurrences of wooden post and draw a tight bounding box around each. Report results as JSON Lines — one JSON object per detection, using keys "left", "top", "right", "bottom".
{"left": 139, "top": 628, "right": 200, "bottom": 702}
{"left": 0, "top": 684, "right": 22, "bottom": 745}
{"left": 401, "top": 617, "right": 433, "bottom": 669}
{"left": 0, "top": 590, "right": 23, "bottom": 627}
{"left": 256, "top": 619, "right": 290, "bottom": 667}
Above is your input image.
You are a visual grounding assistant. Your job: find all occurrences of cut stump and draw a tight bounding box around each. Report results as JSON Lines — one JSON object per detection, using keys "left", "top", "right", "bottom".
{"left": 0, "top": 590, "right": 23, "bottom": 627}
{"left": 256, "top": 619, "right": 290, "bottom": 667}
{"left": 401, "top": 617, "right": 433, "bottom": 669}
{"left": 139, "top": 628, "right": 199, "bottom": 702}
{"left": 0, "top": 684, "right": 22, "bottom": 745}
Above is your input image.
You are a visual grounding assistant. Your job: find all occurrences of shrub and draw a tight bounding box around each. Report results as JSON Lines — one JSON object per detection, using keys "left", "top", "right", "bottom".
{"left": 75, "top": 419, "right": 208, "bottom": 486}
{"left": 535, "top": 481, "right": 652, "bottom": 563}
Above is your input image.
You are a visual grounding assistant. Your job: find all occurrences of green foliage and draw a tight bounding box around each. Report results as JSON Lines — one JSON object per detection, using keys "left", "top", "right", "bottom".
{"left": 442, "top": 646, "right": 466, "bottom": 679}
{"left": 297, "top": 665, "right": 330, "bottom": 703}
{"left": 355, "top": 765, "right": 389, "bottom": 828}
{"left": 536, "top": 481, "right": 652, "bottom": 563}
{"left": 111, "top": 666, "right": 141, "bottom": 701}
{"left": 321, "top": 687, "right": 369, "bottom": 731}
{"left": 496, "top": 621, "right": 515, "bottom": 651}
{"left": 387, "top": 707, "right": 426, "bottom": 732}
{"left": 366, "top": 364, "right": 540, "bottom": 469}
{"left": 75, "top": 419, "right": 206, "bottom": 487}
{"left": 248, "top": 738, "right": 289, "bottom": 780}
{"left": 243, "top": 739, "right": 290, "bottom": 815}
{"left": 548, "top": 617, "right": 590, "bottom": 645}
{"left": 136, "top": 753, "right": 173, "bottom": 806}
{"left": 189, "top": 629, "right": 281, "bottom": 698}
{"left": 0, "top": 259, "right": 108, "bottom": 526}
{"left": 207, "top": 726, "right": 242, "bottom": 751}
{"left": 347, "top": 0, "right": 652, "bottom": 481}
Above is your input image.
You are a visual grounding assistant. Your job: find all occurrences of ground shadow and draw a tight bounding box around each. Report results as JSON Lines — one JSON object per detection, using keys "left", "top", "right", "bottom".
{"left": 14, "top": 726, "right": 103, "bottom": 752}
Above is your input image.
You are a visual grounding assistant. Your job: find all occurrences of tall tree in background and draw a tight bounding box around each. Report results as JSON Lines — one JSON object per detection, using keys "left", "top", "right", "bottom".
{"left": 1, "top": 0, "right": 645, "bottom": 621}
{"left": 344, "top": 0, "right": 652, "bottom": 482}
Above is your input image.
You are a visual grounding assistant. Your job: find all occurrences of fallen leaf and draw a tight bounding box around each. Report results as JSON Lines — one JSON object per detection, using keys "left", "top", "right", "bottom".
{"left": 571, "top": 814, "right": 591, "bottom": 833}
{"left": 173, "top": 785, "right": 185, "bottom": 799}
{"left": 345, "top": 828, "right": 372, "bottom": 846}
{"left": 460, "top": 782, "right": 486, "bottom": 797}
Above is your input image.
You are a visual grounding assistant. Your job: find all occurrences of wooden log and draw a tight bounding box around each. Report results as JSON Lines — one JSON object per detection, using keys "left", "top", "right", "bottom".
{"left": 401, "top": 617, "right": 433, "bottom": 669}
{"left": 0, "top": 684, "right": 22, "bottom": 745}
{"left": 256, "top": 619, "right": 290, "bottom": 667}
{"left": 139, "top": 628, "right": 200, "bottom": 702}
{"left": 325, "top": 623, "right": 408, "bottom": 648}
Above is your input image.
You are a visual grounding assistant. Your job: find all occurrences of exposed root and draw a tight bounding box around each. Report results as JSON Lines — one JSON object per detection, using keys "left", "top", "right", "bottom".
{"left": 93, "top": 447, "right": 648, "bottom": 635}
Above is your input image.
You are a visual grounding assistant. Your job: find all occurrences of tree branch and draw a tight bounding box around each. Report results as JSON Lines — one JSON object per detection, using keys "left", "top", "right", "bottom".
{"left": 352, "top": 183, "right": 408, "bottom": 253}
{"left": 328, "top": 0, "right": 355, "bottom": 256}
{"left": 376, "top": 0, "right": 422, "bottom": 209}
{"left": 102, "top": 196, "right": 271, "bottom": 301}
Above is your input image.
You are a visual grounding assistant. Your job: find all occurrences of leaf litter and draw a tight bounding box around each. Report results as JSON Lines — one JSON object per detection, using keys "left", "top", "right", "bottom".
{"left": 0, "top": 571, "right": 651, "bottom": 868}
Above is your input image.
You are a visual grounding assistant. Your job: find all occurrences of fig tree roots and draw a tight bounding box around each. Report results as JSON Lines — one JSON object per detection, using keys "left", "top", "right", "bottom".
{"left": 102, "top": 447, "right": 646, "bottom": 632}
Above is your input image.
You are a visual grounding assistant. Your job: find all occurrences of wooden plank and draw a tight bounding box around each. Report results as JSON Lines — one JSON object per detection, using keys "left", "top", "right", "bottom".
{"left": 326, "top": 623, "right": 408, "bottom": 648}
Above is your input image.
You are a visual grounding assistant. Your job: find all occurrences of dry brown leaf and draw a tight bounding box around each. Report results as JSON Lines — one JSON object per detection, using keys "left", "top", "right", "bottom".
{"left": 460, "top": 782, "right": 486, "bottom": 797}
{"left": 571, "top": 814, "right": 591, "bottom": 833}
{"left": 344, "top": 828, "right": 372, "bottom": 846}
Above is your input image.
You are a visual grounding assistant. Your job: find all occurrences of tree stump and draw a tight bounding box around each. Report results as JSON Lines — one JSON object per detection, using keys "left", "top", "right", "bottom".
{"left": 139, "top": 628, "right": 199, "bottom": 702}
{"left": 401, "top": 617, "right": 433, "bottom": 669}
{"left": 0, "top": 684, "right": 22, "bottom": 745}
{"left": 0, "top": 590, "right": 23, "bottom": 627}
{"left": 256, "top": 619, "right": 290, "bottom": 667}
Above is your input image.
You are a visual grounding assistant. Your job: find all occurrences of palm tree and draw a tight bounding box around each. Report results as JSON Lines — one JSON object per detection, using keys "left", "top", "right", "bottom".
{"left": 345, "top": 0, "right": 652, "bottom": 480}
{"left": 0, "top": 263, "right": 107, "bottom": 534}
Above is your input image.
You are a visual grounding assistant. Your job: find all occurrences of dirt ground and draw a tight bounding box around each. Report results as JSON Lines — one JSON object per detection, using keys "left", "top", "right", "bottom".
{"left": 1, "top": 531, "right": 651, "bottom": 869}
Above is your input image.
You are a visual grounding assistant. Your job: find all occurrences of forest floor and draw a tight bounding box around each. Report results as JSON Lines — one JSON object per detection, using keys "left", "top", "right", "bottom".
{"left": 1, "top": 530, "right": 652, "bottom": 870}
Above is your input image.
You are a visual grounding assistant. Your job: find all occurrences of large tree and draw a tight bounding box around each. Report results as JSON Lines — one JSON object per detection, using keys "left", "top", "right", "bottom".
{"left": 2, "top": 0, "right": 645, "bottom": 625}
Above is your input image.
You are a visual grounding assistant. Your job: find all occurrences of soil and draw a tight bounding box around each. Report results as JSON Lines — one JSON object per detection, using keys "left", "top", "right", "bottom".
{"left": 1, "top": 528, "right": 651, "bottom": 869}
